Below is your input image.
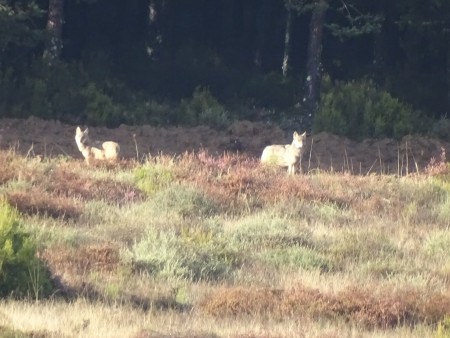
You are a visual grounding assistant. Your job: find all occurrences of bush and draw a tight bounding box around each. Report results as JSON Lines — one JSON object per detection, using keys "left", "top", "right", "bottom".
{"left": 0, "top": 198, "right": 52, "bottom": 299}
{"left": 177, "top": 87, "right": 230, "bottom": 128}
{"left": 134, "top": 163, "right": 174, "bottom": 196}
{"left": 314, "top": 76, "right": 422, "bottom": 140}
{"left": 81, "top": 82, "right": 123, "bottom": 127}
{"left": 431, "top": 116, "right": 450, "bottom": 141}
{"left": 125, "top": 225, "right": 239, "bottom": 282}
{"left": 0, "top": 61, "right": 125, "bottom": 126}
{"left": 2, "top": 62, "right": 89, "bottom": 120}
{"left": 125, "top": 98, "right": 174, "bottom": 126}
{"left": 151, "top": 184, "right": 219, "bottom": 218}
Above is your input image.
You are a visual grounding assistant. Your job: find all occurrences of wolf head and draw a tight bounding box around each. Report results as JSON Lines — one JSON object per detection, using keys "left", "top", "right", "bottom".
{"left": 75, "top": 126, "right": 90, "bottom": 146}
{"left": 292, "top": 131, "right": 306, "bottom": 149}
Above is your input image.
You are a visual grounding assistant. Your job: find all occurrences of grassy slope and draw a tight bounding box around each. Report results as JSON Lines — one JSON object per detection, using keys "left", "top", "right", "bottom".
{"left": 0, "top": 148, "right": 450, "bottom": 338}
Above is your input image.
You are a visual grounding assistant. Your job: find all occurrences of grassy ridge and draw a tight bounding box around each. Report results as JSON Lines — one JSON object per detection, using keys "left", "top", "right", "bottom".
{"left": 0, "top": 148, "right": 449, "bottom": 337}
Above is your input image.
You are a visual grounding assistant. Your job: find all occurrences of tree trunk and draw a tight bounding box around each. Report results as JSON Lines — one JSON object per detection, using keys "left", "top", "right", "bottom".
{"left": 43, "top": 0, "right": 64, "bottom": 65}
{"left": 146, "top": 0, "right": 160, "bottom": 58}
{"left": 372, "top": 0, "right": 387, "bottom": 82}
{"left": 282, "top": 6, "right": 292, "bottom": 77}
{"left": 303, "top": 0, "right": 327, "bottom": 132}
{"left": 254, "top": 0, "right": 272, "bottom": 68}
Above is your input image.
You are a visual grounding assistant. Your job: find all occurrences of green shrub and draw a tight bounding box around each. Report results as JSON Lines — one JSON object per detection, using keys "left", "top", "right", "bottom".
{"left": 431, "top": 117, "right": 450, "bottom": 141}
{"left": 125, "top": 225, "right": 239, "bottom": 282}
{"left": 314, "top": 76, "right": 422, "bottom": 140}
{"left": 82, "top": 82, "right": 123, "bottom": 127}
{"left": 134, "top": 163, "right": 174, "bottom": 196}
{"left": 0, "top": 199, "right": 52, "bottom": 299}
{"left": 126, "top": 99, "right": 174, "bottom": 125}
{"left": 151, "top": 184, "right": 219, "bottom": 218}
{"left": 178, "top": 87, "right": 230, "bottom": 128}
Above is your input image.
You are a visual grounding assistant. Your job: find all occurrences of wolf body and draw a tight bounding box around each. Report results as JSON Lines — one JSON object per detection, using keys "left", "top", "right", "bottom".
{"left": 261, "top": 131, "right": 306, "bottom": 175}
{"left": 75, "top": 126, "right": 120, "bottom": 165}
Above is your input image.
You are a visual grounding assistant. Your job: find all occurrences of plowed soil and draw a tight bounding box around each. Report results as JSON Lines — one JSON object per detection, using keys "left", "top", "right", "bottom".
{"left": 1, "top": 116, "right": 448, "bottom": 175}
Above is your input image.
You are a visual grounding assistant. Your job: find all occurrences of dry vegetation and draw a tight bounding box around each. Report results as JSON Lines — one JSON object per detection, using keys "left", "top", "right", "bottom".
{"left": 0, "top": 148, "right": 450, "bottom": 338}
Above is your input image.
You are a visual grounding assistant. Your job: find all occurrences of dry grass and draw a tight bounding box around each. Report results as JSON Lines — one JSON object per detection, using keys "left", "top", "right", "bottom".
{"left": 201, "top": 284, "right": 450, "bottom": 329}
{"left": 172, "top": 151, "right": 443, "bottom": 221}
{"left": 0, "top": 298, "right": 437, "bottom": 338}
{"left": 173, "top": 151, "right": 359, "bottom": 214}
{"left": 6, "top": 190, "right": 83, "bottom": 220}
{"left": 0, "top": 151, "right": 16, "bottom": 184}
{"left": 41, "top": 243, "right": 120, "bottom": 276}
{"left": 40, "top": 167, "right": 146, "bottom": 205}
{"left": 0, "top": 150, "right": 146, "bottom": 206}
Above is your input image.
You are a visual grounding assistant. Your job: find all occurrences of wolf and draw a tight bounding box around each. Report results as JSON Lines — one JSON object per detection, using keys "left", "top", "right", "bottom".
{"left": 75, "top": 126, "right": 120, "bottom": 165}
{"left": 261, "top": 131, "right": 307, "bottom": 175}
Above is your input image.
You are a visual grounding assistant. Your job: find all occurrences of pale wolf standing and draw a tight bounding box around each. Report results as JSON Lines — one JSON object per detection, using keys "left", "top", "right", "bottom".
{"left": 75, "top": 126, "right": 120, "bottom": 165}
{"left": 261, "top": 131, "right": 306, "bottom": 175}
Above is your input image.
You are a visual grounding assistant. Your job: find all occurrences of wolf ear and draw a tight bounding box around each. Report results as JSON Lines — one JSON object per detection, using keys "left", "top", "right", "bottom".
{"left": 293, "top": 131, "right": 298, "bottom": 137}
{"left": 301, "top": 131, "right": 306, "bottom": 137}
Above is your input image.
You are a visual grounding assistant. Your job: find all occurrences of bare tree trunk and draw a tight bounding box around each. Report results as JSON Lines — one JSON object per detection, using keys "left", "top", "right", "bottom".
{"left": 303, "top": 0, "right": 327, "bottom": 132}
{"left": 282, "top": 6, "right": 292, "bottom": 77}
{"left": 43, "top": 0, "right": 64, "bottom": 65}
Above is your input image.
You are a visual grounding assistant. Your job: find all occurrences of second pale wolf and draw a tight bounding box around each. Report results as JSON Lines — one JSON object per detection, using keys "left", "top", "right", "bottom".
{"left": 75, "top": 126, "right": 120, "bottom": 165}
{"left": 261, "top": 131, "right": 306, "bottom": 175}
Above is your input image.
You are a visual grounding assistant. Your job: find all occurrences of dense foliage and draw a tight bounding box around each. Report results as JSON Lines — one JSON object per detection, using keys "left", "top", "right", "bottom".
{"left": 314, "top": 76, "right": 423, "bottom": 139}
{"left": 1, "top": 0, "right": 449, "bottom": 139}
{"left": 0, "top": 198, "right": 52, "bottom": 299}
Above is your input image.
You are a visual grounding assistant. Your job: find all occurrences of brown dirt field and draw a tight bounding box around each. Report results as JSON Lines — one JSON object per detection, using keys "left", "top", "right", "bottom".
{"left": 1, "top": 116, "right": 449, "bottom": 175}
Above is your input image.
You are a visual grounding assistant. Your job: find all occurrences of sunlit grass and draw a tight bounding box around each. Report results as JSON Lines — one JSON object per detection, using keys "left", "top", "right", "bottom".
{"left": 0, "top": 298, "right": 438, "bottom": 338}
{"left": 0, "top": 149, "right": 450, "bottom": 337}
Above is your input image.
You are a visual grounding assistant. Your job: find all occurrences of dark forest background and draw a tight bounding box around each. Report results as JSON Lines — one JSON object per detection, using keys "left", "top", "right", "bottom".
{"left": 1, "top": 0, "right": 450, "bottom": 140}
